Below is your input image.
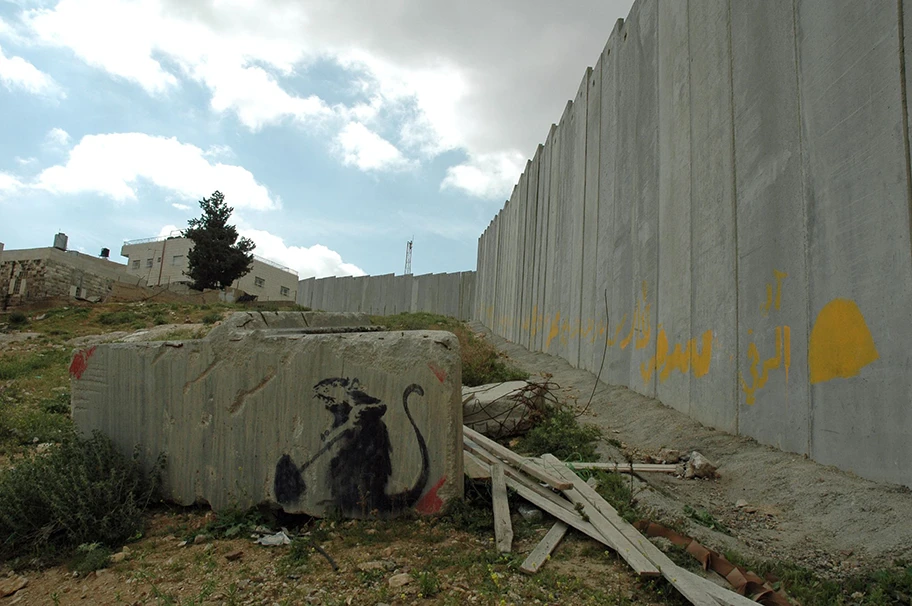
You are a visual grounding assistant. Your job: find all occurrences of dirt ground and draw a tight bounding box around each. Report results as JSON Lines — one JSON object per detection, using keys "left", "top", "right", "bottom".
{"left": 4, "top": 318, "right": 912, "bottom": 605}
{"left": 470, "top": 321, "right": 912, "bottom": 577}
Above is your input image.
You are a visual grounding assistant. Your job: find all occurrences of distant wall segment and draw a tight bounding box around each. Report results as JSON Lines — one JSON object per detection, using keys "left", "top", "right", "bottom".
{"left": 474, "top": 0, "right": 912, "bottom": 488}
{"left": 297, "top": 272, "right": 476, "bottom": 321}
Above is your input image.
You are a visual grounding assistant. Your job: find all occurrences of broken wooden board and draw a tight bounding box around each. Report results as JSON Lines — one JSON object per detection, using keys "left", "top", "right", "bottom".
{"left": 520, "top": 521, "right": 569, "bottom": 574}
{"left": 464, "top": 451, "right": 492, "bottom": 479}
{"left": 538, "top": 456, "right": 660, "bottom": 576}
{"left": 463, "top": 429, "right": 572, "bottom": 490}
{"left": 539, "top": 454, "right": 719, "bottom": 606}
{"left": 564, "top": 461, "right": 680, "bottom": 474}
{"left": 491, "top": 463, "right": 513, "bottom": 554}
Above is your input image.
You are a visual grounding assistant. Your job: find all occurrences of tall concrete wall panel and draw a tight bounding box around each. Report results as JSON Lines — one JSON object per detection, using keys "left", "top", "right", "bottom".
{"left": 605, "top": 18, "right": 635, "bottom": 388}
{"left": 544, "top": 117, "right": 564, "bottom": 357}
{"left": 731, "top": 0, "right": 810, "bottom": 454}
{"left": 592, "top": 24, "right": 621, "bottom": 376}
{"left": 579, "top": 59, "right": 602, "bottom": 374}
{"left": 655, "top": 0, "right": 691, "bottom": 413}
{"left": 628, "top": 0, "right": 660, "bottom": 398}
{"left": 687, "top": 0, "right": 739, "bottom": 434}
{"left": 798, "top": 0, "right": 912, "bottom": 483}
{"left": 471, "top": 0, "right": 912, "bottom": 487}
{"left": 563, "top": 72, "right": 589, "bottom": 368}
{"left": 521, "top": 151, "right": 536, "bottom": 348}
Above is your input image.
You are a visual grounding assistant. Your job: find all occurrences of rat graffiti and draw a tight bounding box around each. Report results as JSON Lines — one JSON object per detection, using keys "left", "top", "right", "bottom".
{"left": 274, "top": 378, "right": 430, "bottom": 516}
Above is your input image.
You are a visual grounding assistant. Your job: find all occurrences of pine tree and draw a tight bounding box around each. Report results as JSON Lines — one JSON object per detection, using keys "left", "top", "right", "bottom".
{"left": 182, "top": 191, "right": 255, "bottom": 290}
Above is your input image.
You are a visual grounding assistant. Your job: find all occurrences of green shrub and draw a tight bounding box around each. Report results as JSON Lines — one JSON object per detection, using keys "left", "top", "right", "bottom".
{"left": 98, "top": 311, "right": 135, "bottom": 325}
{"left": 200, "top": 506, "right": 264, "bottom": 539}
{"left": 515, "top": 409, "right": 602, "bottom": 461}
{"left": 71, "top": 543, "right": 111, "bottom": 574}
{"left": 8, "top": 312, "right": 27, "bottom": 327}
{"left": 0, "top": 431, "right": 163, "bottom": 560}
{"left": 201, "top": 312, "right": 222, "bottom": 325}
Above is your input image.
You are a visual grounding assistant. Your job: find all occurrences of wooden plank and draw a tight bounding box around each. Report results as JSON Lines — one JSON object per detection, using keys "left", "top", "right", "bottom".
{"left": 520, "top": 521, "right": 569, "bottom": 574}
{"left": 563, "top": 461, "right": 679, "bottom": 473}
{"left": 462, "top": 430, "right": 572, "bottom": 490}
{"left": 539, "top": 454, "right": 718, "bottom": 606}
{"left": 463, "top": 451, "right": 492, "bottom": 479}
{"left": 465, "top": 448, "right": 609, "bottom": 547}
{"left": 537, "top": 461, "right": 660, "bottom": 576}
{"left": 491, "top": 463, "right": 513, "bottom": 554}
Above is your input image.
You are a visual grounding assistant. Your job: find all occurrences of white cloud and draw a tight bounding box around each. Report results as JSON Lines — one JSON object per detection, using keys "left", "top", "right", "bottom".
{"left": 0, "top": 43, "right": 63, "bottom": 97}
{"left": 0, "top": 171, "right": 23, "bottom": 194}
{"left": 240, "top": 228, "right": 366, "bottom": 279}
{"left": 46, "top": 127, "right": 70, "bottom": 146}
{"left": 35, "top": 132, "right": 279, "bottom": 210}
{"left": 14, "top": 156, "right": 36, "bottom": 165}
{"left": 335, "top": 122, "right": 412, "bottom": 172}
{"left": 157, "top": 224, "right": 181, "bottom": 238}
{"left": 172, "top": 202, "right": 191, "bottom": 211}
{"left": 18, "top": 0, "right": 635, "bottom": 193}
{"left": 441, "top": 150, "right": 526, "bottom": 200}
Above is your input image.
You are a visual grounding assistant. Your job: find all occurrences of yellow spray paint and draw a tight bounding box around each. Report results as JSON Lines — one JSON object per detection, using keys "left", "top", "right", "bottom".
{"left": 740, "top": 326, "right": 789, "bottom": 405}
{"left": 808, "top": 298, "right": 879, "bottom": 384}
{"left": 546, "top": 312, "right": 561, "bottom": 351}
{"left": 641, "top": 328, "right": 714, "bottom": 385}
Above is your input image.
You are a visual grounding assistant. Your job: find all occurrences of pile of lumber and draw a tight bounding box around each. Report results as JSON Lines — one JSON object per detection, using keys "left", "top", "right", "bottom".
{"left": 462, "top": 425, "right": 762, "bottom": 606}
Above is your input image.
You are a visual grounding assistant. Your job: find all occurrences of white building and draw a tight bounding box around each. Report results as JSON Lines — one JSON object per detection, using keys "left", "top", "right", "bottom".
{"left": 121, "top": 234, "right": 298, "bottom": 302}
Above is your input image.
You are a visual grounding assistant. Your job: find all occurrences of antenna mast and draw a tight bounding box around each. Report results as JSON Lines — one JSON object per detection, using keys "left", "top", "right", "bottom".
{"left": 404, "top": 238, "right": 413, "bottom": 275}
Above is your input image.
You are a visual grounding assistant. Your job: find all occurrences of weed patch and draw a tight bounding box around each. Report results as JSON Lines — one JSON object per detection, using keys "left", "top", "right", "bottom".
{"left": 683, "top": 505, "right": 730, "bottom": 535}
{"left": 8, "top": 312, "right": 27, "bottom": 327}
{"left": 373, "top": 312, "right": 528, "bottom": 386}
{"left": 70, "top": 542, "right": 112, "bottom": 574}
{"left": 0, "top": 349, "right": 70, "bottom": 381}
{"left": 0, "top": 431, "right": 163, "bottom": 562}
{"left": 515, "top": 409, "right": 602, "bottom": 461}
{"left": 440, "top": 478, "right": 495, "bottom": 535}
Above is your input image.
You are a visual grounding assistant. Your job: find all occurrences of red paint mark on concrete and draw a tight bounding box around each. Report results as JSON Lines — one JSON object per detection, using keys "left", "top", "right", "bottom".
{"left": 415, "top": 476, "right": 447, "bottom": 515}
{"left": 68, "top": 346, "right": 97, "bottom": 379}
{"left": 427, "top": 362, "right": 447, "bottom": 383}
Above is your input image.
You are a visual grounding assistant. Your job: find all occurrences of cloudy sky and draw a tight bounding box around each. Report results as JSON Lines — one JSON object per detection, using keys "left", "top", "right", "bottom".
{"left": 0, "top": 0, "right": 633, "bottom": 278}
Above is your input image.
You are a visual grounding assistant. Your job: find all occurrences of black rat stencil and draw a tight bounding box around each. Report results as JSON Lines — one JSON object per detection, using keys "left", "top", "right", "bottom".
{"left": 274, "top": 378, "right": 429, "bottom": 516}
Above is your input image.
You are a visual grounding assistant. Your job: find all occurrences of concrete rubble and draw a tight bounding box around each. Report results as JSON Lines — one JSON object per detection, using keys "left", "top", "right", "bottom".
{"left": 70, "top": 311, "right": 464, "bottom": 518}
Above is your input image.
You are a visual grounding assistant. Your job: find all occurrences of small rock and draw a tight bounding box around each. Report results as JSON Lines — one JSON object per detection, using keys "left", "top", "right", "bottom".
{"left": 388, "top": 573, "right": 412, "bottom": 588}
{"left": 177, "top": 541, "right": 188, "bottom": 548}
{"left": 735, "top": 499, "right": 749, "bottom": 509}
{"left": 110, "top": 552, "right": 127, "bottom": 564}
{"left": 658, "top": 448, "right": 682, "bottom": 463}
{"left": 121, "top": 546, "right": 131, "bottom": 554}
{"left": 0, "top": 576, "right": 27, "bottom": 598}
{"left": 193, "top": 534, "right": 209, "bottom": 545}
{"left": 516, "top": 503, "right": 543, "bottom": 522}
{"left": 684, "top": 451, "right": 718, "bottom": 479}
{"left": 225, "top": 551, "right": 243, "bottom": 562}
{"left": 357, "top": 561, "right": 387, "bottom": 572}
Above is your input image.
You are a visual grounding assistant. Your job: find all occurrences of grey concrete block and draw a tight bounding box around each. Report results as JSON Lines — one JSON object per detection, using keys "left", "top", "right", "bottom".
{"left": 71, "top": 328, "right": 463, "bottom": 517}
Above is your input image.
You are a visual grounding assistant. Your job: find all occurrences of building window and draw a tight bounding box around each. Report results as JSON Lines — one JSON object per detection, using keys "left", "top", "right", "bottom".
{"left": 157, "top": 257, "right": 162, "bottom": 263}
{"left": 132, "top": 260, "right": 140, "bottom": 269}
{"left": 280, "top": 286, "right": 290, "bottom": 297}
{"left": 172, "top": 255, "right": 184, "bottom": 266}
{"left": 146, "top": 259, "right": 153, "bottom": 268}
{"left": 254, "top": 276, "right": 265, "bottom": 288}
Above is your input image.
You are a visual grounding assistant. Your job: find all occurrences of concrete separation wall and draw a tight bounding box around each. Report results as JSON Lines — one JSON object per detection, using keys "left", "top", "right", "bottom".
{"left": 70, "top": 312, "right": 463, "bottom": 517}
{"left": 474, "top": 0, "right": 912, "bottom": 488}
{"left": 297, "top": 271, "right": 476, "bottom": 320}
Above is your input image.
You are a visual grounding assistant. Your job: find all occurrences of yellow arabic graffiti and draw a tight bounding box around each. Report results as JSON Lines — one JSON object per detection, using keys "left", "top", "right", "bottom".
{"left": 640, "top": 327, "right": 714, "bottom": 385}
{"left": 740, "top": 269, "right": 792, "bottom": 404}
